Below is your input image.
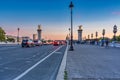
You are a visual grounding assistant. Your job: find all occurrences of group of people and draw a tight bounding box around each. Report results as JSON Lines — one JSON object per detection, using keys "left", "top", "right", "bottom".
{"left": 101, "top": 39, "right": 109, "bottom": 47}
{"left": 75, "top": 39, "right": 110, "bottom": 48}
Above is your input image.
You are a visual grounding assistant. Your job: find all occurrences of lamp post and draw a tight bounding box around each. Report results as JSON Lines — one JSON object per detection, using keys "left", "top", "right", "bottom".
{"left": 102, "top": 29, "right": 105, "bottom": 46}
{"left": 88, "top": 35, "right": 90, "bottom": 44}
{"left": 69, "top": 28, "right": 71, "bottom": 39}
{"left": 91, "top": 33, "right": 93, "bottom": 39}
{"left": 69, "top": 1, "right": 74, "bottom": 51}
{"left": 88, "top": 35, "right": 90, "bottom": 40}
{"left": 95, "top": 31, "right": 98, "bottom": 45}
{"left": 69, "top": 28, "right": 71, "bottom": 45}
{"left": 17, "top": 28, "right": 20, "bottom": 44}
{"left": 95, "top": 31, "right": 98, "bottom": 39}
{"left": 91, "top": 33, "right": 93, "bottom": 44}
{"left": 113, "top": 25, "right": 117, "bottom": 41}
{"left": 102, "top": 29, "right": 105, "bottom": 39}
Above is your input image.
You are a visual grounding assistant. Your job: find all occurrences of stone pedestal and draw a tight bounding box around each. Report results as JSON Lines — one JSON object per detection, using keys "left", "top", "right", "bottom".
{"left": 78, "top": 25, "right": 83, "bottom": 42}
{"left": 37, "top": 25, "right": 42, "bottom": 40}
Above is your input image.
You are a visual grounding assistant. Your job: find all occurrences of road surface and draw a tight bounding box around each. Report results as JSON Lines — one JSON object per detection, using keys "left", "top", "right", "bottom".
{"left": 0, "top": 45, "right": 66, "bottom": 80}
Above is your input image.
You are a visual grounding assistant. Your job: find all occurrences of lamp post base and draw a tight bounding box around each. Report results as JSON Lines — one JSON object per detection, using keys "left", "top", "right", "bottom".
{"left": 69, "top": 46, "right": 74, "bottom": 51}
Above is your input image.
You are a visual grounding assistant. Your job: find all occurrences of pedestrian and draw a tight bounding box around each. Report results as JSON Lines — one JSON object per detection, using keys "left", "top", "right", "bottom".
{"left": 105, "top": 39, "right": 109, "bottom": 48}
{"left": 101, "top": 39, "right": 104, "bottom": 46}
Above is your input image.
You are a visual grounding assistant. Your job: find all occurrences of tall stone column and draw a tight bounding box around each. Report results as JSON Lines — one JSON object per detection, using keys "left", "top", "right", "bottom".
{"left": 37, "top": 25, "right": 42, "bottom": 40}
{"left": 78, "top": 25, "right": 83, "bottom": 42}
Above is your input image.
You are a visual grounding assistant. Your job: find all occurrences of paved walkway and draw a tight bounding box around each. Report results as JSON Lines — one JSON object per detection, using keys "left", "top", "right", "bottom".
{"left": 66, "top": 44, "right": 120, "bottom": 80}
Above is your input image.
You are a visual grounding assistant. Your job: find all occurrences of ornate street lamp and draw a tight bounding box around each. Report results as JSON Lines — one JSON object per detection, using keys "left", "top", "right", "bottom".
{"left": 113, "top": 25, "right": 117, "bottom": 41}
{"left": 69, "top": 1, "right": 74, "bottom": 51}
{"left": 17, "top": 28, "right": 20, "bottom": 44}
{"left": 102, "top": 29, "right": 105, "bottom": 39}
{"left": 102, "top": 29, "right": 105, "bottom": 46}
{"left": 69, "top": 28, "right": 71, "bottom": 39}
{"left": 91, "top": 33, "right": 93, "bottom": 39}
{"left": 95, "top": 31, "right": 98, "bottom": 39}
{"left": 88, "top": 35, "right": 90, "bottom": 40}
{"left": 95, "top": 31, "right": 98, "bottom": 45}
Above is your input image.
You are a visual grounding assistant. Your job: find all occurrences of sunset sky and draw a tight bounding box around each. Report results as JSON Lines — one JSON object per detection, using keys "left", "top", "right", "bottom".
{"left": 0, "top": 0, "right": 120, "bottom": 40}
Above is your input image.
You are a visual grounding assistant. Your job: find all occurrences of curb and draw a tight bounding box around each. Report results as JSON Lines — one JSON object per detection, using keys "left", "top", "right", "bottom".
{"left": 56, "top": 43, "right": 68, "bottom": 80}
{"left": 0, "top": 44, "right": 19, "bottom": 47}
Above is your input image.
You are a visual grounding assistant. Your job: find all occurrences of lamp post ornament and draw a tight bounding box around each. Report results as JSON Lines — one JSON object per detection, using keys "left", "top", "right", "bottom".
{"left": 69, "top": 28, "right": 71, "bottom": 37}
{"left": 91, "top": 33, "right": 93, "bottom": 39}
{"left": 113, "top": 25, "right": 117, "bottom": 41}
{"left": 17, "top": 28, "right": 20, "bottom": 43}
{"left": 101, "top": 29, "right": 105, "bottom": 46}
{"left": 88, "top": 35, "right": 90, "bottom": 39}
{"left": 95, "top": 31, "right": 98, "bottom": 45}
{"left": 17, "top": 28, "right": 20, "bottom": 44}
{"left": 102, "top": 29, "right": 105, "bottom": 38}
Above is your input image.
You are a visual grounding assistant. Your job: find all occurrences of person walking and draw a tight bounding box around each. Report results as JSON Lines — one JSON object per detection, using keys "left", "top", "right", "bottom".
{"left": 105, "top": 39, "right": 109, "bottom": 48}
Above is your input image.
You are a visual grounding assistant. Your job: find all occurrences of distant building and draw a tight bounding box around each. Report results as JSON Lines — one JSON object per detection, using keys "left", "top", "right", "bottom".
{"left": 78, "top": 25, "right": 83, "bottom": 42}
{"left": 6, "top": 35, "right": 22, "bottom": 42}
{"left": 33, "top": 34, "right": 37, "bottom": 40}
{"left": 37, "top": 25, "right": 42, "bottom": 40}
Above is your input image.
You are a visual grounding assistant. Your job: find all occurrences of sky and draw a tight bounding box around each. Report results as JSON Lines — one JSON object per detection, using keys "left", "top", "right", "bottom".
{"left": 0, "top": 0, "right": 120, "bottom": 40}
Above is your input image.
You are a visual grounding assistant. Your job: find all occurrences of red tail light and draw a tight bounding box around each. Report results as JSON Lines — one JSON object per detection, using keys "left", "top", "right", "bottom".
{"left": 26, "top": 42, "right": 29, "bottom": 44}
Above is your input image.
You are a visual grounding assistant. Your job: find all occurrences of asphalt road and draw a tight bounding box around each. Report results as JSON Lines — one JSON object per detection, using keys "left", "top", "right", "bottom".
{"left": 0, "top": 45, "right": 66, "bottom": 80}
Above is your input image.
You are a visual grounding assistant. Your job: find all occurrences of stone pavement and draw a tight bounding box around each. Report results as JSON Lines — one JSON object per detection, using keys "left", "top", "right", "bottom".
{"left": 66, "top": 44, "right": 120, "bottom": 80}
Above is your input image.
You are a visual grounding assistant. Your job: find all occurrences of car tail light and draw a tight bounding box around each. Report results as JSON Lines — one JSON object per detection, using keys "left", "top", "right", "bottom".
{"left": 27, "top": 42, "right": 29, "bottom": 44}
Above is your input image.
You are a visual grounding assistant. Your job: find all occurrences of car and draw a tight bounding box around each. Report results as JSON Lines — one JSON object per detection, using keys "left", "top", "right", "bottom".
{"left": 33, "top": 40, "right": 42, "bottom": 46}
{"left": 59, "top": 41, "right": 66, "bottom": 45}
{"left": 53, "top": 41, "right": 59, "bottom": 46}
{"left": 21, "top": 39, "right": 34, "bottom": 47}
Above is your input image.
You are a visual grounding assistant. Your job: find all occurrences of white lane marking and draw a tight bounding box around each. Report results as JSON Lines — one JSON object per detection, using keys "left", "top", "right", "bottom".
{"left": 55, "top": 52, "right": 62, "bottom": 54}
{"left": 13, "top": 46, "right": 63, "bottom": 80}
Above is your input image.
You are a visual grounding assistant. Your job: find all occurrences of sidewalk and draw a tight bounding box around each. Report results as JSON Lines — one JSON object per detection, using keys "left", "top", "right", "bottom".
{"left": 0, "top": 42, "right": 19, "bottom": 47}
{"left": 66, "top": 44, "right": 120, "bottom": 80}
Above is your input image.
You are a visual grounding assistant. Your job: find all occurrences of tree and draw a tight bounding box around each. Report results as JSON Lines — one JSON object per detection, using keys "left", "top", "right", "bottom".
{"left": 116, "top": 35, "right": 120, "bottom": 41}
{"left": 111, "top": 35, "right": 120, "bottom": 42}
{"left": 0, "top": 27, "right": 6, "bottom": 42}
{"left": 7, "top": 37, "right": 15, "bottom": 42}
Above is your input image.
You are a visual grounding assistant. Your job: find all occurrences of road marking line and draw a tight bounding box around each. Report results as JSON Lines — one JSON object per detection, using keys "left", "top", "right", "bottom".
{"left": 55, "top": 52, "right": 62, "bottom": 54}
{"left": 13, "top": 46, "right": 63, "bottom": 80}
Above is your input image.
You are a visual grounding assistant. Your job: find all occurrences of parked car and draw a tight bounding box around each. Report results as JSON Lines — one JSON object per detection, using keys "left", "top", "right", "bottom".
{"left": 33, "top": 40, "right": 42, "bottom": 46}
{"left": 53, "top": 41, "right": 59, "bottom": 46}
{"left": 21, "top": 39, "right": 34, "bottom": 47}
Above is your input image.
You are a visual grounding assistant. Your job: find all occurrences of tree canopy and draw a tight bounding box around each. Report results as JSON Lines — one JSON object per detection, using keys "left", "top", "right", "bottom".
{"left": 111, "top": 35, "right": 120, "bottom": 42}
{"left": 0, "top": 27, "right": 6, "bottom": 42}
{"left": 7, "top": 37, "right": 15, "bottom": 42}
{"left": 116, "top": 35, "right": 120, "bottom": 41}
